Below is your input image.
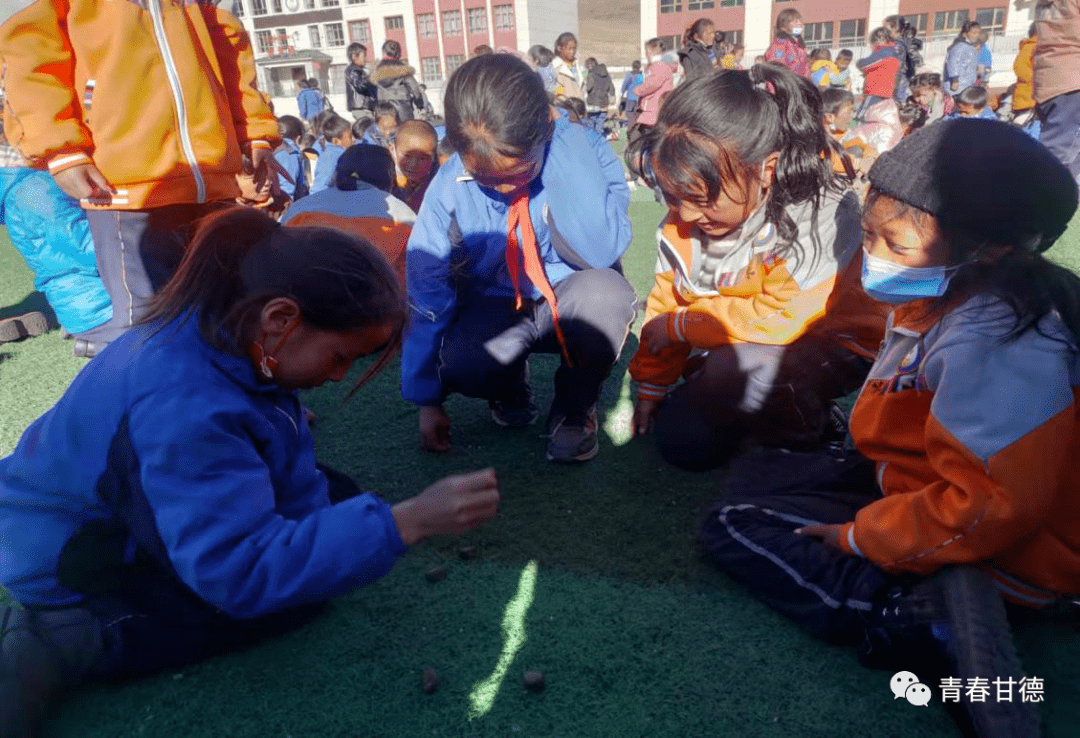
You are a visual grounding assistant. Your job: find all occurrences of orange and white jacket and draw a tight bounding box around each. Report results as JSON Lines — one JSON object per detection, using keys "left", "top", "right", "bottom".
{"left": 0, "top": 0, "right": 278, "bottom": 209}
{"left": 629, "top": 189, "right": 887, "bottom": 401}
{"left": 840, "top": 295, "right": 1080, "bottom": 604}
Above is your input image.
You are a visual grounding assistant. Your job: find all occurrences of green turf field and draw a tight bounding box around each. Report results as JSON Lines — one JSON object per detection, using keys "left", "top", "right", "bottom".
{"left": 2, "top": 189, "right": 1079, "bottom": 737}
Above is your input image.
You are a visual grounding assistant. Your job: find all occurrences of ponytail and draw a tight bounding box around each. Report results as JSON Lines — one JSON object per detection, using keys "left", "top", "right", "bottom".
{"left": 683, "top": 18, "right": 712, "bottom": 49}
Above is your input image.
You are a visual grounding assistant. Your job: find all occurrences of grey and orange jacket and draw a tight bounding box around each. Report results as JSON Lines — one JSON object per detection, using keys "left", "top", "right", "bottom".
{"left": 839, "top": 295, "right": 1080, "bottom": 604}
{"left": 629, "top": 189, "right": 887, "bottom": 402}
{"left": 0, "top": 0, "right": 279, "bottom": 210}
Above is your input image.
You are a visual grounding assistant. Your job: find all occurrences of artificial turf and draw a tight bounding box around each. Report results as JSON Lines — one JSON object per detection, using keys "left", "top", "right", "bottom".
{"left": 2, "top": 187, "right": 1079, "bottom": 737}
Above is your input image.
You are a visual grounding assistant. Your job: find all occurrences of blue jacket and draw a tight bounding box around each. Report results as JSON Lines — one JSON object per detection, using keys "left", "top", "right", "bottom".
{"left": 297, "top": 88, "right": 325, "bottom": 122}
{"left": 401, "top": 117, "right": 632, "bottom": 406}
{"left": 274, "top": 138, "right": 310, "bottom": 200}
{"left": 312, "top": 143, "right": 345, "bottom": 194}
{"left": 945, "top": 40, "right": 979, "bottom": 93}
{"left": 621, "top": 72, "right": 644, "bottom": 104}
{"left": 0, "top": 316, "right": 406, "bottom": 616}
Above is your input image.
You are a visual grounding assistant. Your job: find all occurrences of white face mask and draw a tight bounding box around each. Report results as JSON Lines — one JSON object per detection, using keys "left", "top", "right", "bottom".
{"left": 791, "top": 25, "right": 804, "bottom": 36}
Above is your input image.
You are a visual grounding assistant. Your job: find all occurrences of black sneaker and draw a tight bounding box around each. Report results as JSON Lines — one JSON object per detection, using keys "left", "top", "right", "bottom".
{"left": 1, "top": 605, "right": 102, "bottom": 738}
{"left": 861, "top": 566, "right": 1041, "bottom": 738}
{"left": 488, "top": 366, "right": 538, "bottom": 428}
{"left": 545, "top": 406, "right": 599, "bottom": 463}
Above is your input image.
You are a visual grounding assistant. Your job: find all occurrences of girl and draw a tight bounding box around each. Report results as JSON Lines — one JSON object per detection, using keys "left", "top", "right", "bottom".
{"left": 945, "top": 20, "right": 982, "bottom": 95}
{"left": 528, "top": 44, "right": 558, "bottom": 95}
{"left": 0, "top": 207, "right": 500, "bottom": 736}
{"left": 764, "top": 9, "right": 809, "bottom": 77}
{"left": 626, "top": 64, "right": 887, "bottom": 471}
{"left": 855, "top": 27, "right": 903, "bottom": 117}
{"left": 552, "top": 32, "right": 585, "bottom": 101}
{"left": 678, "top": 18, "right": 715, "bottom": 82}
{"left": 402, "top": 53, "right": 636, "bottom": 464}
{"left": 909, "top": 72, "right": 955, "bottom": 124}
{"left": 809, "top": 47, "right": 839, "bottom": 89}
{"left": 721, "top": 44, "right": 745, "bottom": 70}
{"left": 700, "top": 119, "right": 1078, "bottom": 738}
{"left": 632, "top": 38, "right": 678, "bottom": 142}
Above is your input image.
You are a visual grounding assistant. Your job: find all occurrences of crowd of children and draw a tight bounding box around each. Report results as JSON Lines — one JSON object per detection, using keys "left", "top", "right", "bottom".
{"left": 1, "top": 4, "right": 1079, "bottom": 737}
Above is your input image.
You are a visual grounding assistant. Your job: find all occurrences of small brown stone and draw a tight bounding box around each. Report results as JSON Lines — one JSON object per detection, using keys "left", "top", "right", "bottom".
{"left": 458, "top": 546, "right": 477, "bottom": 560}
{"left": 522, "top": 670, "right": 545, "bottom": 692}
{"left": 422, "top": 666, "right": 441, "bottom": 694}
{"left": 425, "top": 565, "right": 448, "bottom": 583}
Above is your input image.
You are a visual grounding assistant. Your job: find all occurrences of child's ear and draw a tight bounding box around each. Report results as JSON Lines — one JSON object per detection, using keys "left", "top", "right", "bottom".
{"left": 762, "top": 151, "right": 781, "bottom": 185}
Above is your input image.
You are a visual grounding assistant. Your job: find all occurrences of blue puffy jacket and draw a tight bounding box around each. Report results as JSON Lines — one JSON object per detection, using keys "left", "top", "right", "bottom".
{"left": 0, "top": 166, "right": 111, "bottom": 334}
{"left": 401, "top": 116, "right": 632, "bottom": 406}
{"left": 0, "top": 315, "right": 406, "bottom": 617}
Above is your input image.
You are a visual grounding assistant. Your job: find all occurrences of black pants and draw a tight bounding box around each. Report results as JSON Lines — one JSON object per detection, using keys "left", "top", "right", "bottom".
{"left": 81, "top": 203, "right": 224, "bottom": 344}
{"left": 700, "top": 449, "right": 902, "bottom": 645}
{"left": 32, "top": 465, "right": 362, "bottom": 683}
{"left": 438, "top": 268, "right": 637, "bottom": 416}
{"left": 654, "top": 338, "right": 871, "bottom": 471}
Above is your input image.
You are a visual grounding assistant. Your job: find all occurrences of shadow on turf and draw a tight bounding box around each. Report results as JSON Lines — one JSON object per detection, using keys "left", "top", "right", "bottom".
{"left": 0, "top": 290, "right": 58, "bottom": 326}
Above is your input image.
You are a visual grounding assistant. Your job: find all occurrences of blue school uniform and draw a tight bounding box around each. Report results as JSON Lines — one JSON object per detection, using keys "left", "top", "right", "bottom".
{"left": 0, "top": 315, "right": 406, "bottom": 617}
{"left": 311, "top": 142, "right": 345, "bottom": 193}
{"left": 401, "top": 116, "right": 632, "bottom": 407}
{"left": 274, "top": 138, "right": 311, "bottom": 200}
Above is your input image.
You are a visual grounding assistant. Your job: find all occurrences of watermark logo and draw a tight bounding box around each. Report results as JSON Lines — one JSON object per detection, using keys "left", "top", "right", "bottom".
{"left": 891, "top": 672, "right": 1045, "bottom": 705}
{"left": 890, "top": 671, "right": 931, "bottom": 706}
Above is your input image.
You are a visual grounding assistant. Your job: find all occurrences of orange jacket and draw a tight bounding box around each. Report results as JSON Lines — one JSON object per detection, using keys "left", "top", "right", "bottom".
{"left": 1013, "top": 36, "right": 1037, "bottom": 111}
{"left": 629, "top": 190, "right": 886, "bottom": 401}
{"left": 840, "top": 295, "right": 1080, "bottom": 604}
{"left": 0, "top": 0, "right": 278, "bottom": 210}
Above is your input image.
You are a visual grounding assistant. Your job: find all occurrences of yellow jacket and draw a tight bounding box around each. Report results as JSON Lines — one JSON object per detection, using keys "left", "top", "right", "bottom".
{"left": 1013, "top": 36, "right": 1037, "bottom": 111}
{"left": 0, "top": 0, "right": 279, "bottom": 209}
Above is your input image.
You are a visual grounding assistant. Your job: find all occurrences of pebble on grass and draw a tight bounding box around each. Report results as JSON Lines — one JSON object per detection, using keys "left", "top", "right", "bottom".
{"left": 458, "top": 546, "right": 477, "bottom": 560}
{"left": 423, "top": 666, "right": 441, "bottom": 694}
{"left": 425, "top": 565, "right": 448, "bottom": 583}
{"left": 522, "top": 670, "right": 545, "bottom": 692}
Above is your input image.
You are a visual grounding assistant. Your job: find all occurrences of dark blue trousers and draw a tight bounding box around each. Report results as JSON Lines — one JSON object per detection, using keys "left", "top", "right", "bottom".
{"left": 1038, "top": 88, "right": 1080, "bottom": 179}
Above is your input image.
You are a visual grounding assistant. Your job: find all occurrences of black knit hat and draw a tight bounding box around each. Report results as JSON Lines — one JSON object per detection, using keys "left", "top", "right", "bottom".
{"left": 868, "top": 119, "right": 1079, "bottom": 253}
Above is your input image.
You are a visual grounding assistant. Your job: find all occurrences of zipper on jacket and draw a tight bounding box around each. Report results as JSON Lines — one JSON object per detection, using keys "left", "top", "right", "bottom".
{"left": 147, "top": 0, "right": 207, "bottom": 203}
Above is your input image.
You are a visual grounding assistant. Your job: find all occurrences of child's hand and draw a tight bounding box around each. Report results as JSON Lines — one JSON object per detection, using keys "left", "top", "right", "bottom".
{"left": 640, "top": 316, "right": 674, "bottom": 354}
{"left": 795, "top": 523, "right": 846, "bottom": 550}
{"left": 52, "top": 162, "right": 114, "bottom": 202}
{"left": 391, "top": 468, "right": 500, "bottom": 545}
{"left": 632, "top": 398, "right": 662, "bottom": 436}
{"left": 419, "top": 405, "right": 452, "bottom": 453}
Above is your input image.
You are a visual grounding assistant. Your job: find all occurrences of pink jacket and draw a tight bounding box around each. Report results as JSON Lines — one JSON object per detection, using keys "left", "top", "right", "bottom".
{"left": 634, "top": 56, "right": 678, "bottom": 127}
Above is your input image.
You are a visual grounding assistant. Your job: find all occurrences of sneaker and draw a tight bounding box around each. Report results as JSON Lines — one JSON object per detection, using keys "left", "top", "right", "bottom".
{"left": 0, "top": 312, "right": 49, "bottom": 345}
{"left": 72, "top": 338, "right": 108, "bottom": 359}
{"left": 488, "top": 366, "right": 538, "bottom": 428}
{"left": 861, "top": 566, "right": 1041, "bottom": 738}
{"left": 545, "top": 406, "right": 599, "bottom": 463}
{"left": 1, "top": 605, "right": 102, "bottom": 737}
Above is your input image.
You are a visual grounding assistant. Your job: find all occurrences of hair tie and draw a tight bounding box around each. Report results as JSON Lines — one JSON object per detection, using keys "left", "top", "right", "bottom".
{"left": 754, "top": 80, "right": 777, "bottom": 96}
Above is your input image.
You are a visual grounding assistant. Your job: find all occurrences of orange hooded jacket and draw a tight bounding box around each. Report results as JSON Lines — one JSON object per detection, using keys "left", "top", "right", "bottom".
{"left": 0, "top": 0, "right": 279, "bottom": 210}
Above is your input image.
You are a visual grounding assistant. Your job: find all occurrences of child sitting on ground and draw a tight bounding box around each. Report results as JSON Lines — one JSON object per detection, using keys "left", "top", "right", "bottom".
{"left": 909, "top": 72, "right": 955, "bottom": 124}
{"left": 821, "top": 88, "right": 875, "bottom": 182}
{"left": 700, "top": 118, "right": 1079, "bottom": 738}
{"left": 626, "top": 65, "right": 887, "bottom": 471}
{"left": 949, "top": 84, "right": 998, "bottom": 120}
{"left": 809, "top": 48, "right": 839, "bottom": 90}
{"left": 274, "top": 115, "right": 310, "bottom": 203}
{"left": 312, "top": 115, "right": 355, "bottom": 193}
{"left": 365, "top": 102, "right": 401, "bottom": 148}
{"left": 390, "top": 119, "right": 439, "bottom": 212}
{"left": 0, "top": 207, "right": 500, "bottom": 737}
{"left": 721, "top": 44, "right": 745, "bottom": 70}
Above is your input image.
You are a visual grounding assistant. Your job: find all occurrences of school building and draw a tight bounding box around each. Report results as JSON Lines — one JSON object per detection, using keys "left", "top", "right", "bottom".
{"left": 233, "top": 0, "right": 577, "bottom": 115}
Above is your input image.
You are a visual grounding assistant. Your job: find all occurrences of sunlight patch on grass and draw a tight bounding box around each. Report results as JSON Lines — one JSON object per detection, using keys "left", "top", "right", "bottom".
{"left": 467, "top": 560, "right": 538, "bottom": 719}
{"left": 603, "top": 372, "right": 635, "bottom": 447}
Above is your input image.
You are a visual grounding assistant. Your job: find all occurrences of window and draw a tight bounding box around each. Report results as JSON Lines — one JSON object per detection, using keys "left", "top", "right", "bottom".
{"left": 687, "top": 0, "right": 714, "bottom": 10}
{"left": 719, "top": 0, "right": 743, "bottom": 6}
{"left": 442, "top": 10, "right": 462, "bottom": 36}
{"left": 493, "top": 4, "right": 514, "bottom": 31}
{"left": 251, "top": 0, "right": 267, "bottom": 15}
{"left": 325, "top": 22, "right": 345, "bottom": 46}
{"left": 304, "top": 0, "right": 314, "bottom": 8}
{"left": 234, "top": 0, "right": 244, "bottom": 17}
{"left": 659, "top": 35, "right": 680, "bottom": 53}
{"left": 320, "top": 0, "right": 339, "bottom": 7}
{"left": 271, "top": 0, "right": 281, "bottom": 12}
{"left": 467, "top": 8, "right": 487, "bottom": 34}
{"left": 255, "top": 29, "right": 274, "bottom": 54}
{"left": 905, "top": 13, "right": 928, "bottom": 35}
{"left": 934, "top": 9, "right": 969, "bottom": 37}
{"left": 417, "top": 13, "right": 436, "bottom": 39}
{"left": 386, "top": 15, "right": 404, "bottom": 30}
{"left": 975, "top": 6, "right": 1007, "bottom": 35}
{"left": 659, "top": 0, "right": 681, "bottom": 13}
{"left": 308, "top": 24, "right": 322, "bottom": 47}
{"left": 421, "top": 57, "right": 442, "bottom": 84}
{"left": 328, "top": 64, "right": 347, "bottom": 95}
{"left": 349, "top": 19, "right": 370, "bottom": 44}
{"left": 445, "top": 54, "right": 465, "bottom": 75}
{"left": 838, "top": 18, "right": 867, "bottom": 45}
{"left": 346, "top": 0, "right": 364, "bottom": 5}
{"left": 719, "top": 29, "right": 743, "bottom": 46}
{"left": 803, "top": 21, "right": 833, "bottom": 46}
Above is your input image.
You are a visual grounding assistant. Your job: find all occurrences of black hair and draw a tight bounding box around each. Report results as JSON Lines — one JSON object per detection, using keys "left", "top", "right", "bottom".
{"left": 821, "top": 88, "right": 855, "bottom": 116}
{"left": 1029, "top": 22, "right": 1037, "bottom": 37}
{"left": 374, "top": 101, "right": 401, "bottom": 123}
{"left": 296, "top": 79, "right": 309, "bottom": 89}
{"left": 436, "top": 136, "right": 455, "bottom": 161}
{"left": 528, "top": 45, "right": 554, "bottom": 67}
{"left": 901, "top": 24, "right": 920, "bottom": 41}
{"left": 347, "top": 42, "right": 366, "bottom": 58}
{"left": 870, "top": 27, "right": 891, "bottom": 46}
{"left": 585, "top": 57, "right": 597, "bottom": 66}
{"left": 277, "top": 115, "right": 304, "bottom": 142}
{"left": 300, "top": 132, "right": 316, "bottom": 150}
{"left": 957, "top": 85, "right": 989, "bottom": 108}
{"left": 351, "top": 117, "right": 372, "bottom": 141}
{"left": 775, "top": 9, "right": 803, "bottom": 46}
{"left": 553, "top": 94, "right": 586, "bottom": 122}
{"left": 955, "top": 20, "right": 981, "bottom": 44}
{"left": 836, "top": 49, "right": 853, "bottom": 60}
{"left": 306, "top": 78, "right": 319, "bottom": 90}
{"left": 883, "top": 15, "right": 903, "bottom": 32}
{"left": 473, "top": 44, "right": 494, "bottom": 57}
{"left": 684, "top": 18, "right": 714, "bottom": 48}
{"left": 912, "top": 71, "right": 942, "bottom": 90}
{"left": 445, "top": 53, "right": 553, "bottom": 162}
{"left": 645, "top": 37, "right": 666, "bottom": 53}
{"left": 321, "top": 114, "right": 352, "bottom": 142}
{"left": 382, "top": 40, "right": 402, "bottom": 59}
{"left": 142, "top": 206, "right": 406, "bottom": 395}
{"left": 554, "top": 32, "right": 576, "bottom": 53}
{"left": 628, "top": 64, "right": 838, "bottom": 259}
{"left": 897, "top": 101, "right": 928, "bottom": 131}
{"left": 631, "top": 59, "right": 642, "bottom": 70}
{"left": 335, "top": 144, "right": 395, "bottom": 192}
{"left": 810, "top": 47, "right": 831, "bottom": 61}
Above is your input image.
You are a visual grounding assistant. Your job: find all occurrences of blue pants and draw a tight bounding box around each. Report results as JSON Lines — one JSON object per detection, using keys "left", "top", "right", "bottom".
{"left": 437, "top": 268, "right": 637, "bottom": 416}
{"left": 0, "top": 168, "right": 111, "bottom": 334}
{"left": 584, "top": 112, "right": 608, "bottom": 135}
{"left": 1038, "top": 89, "right": 1080, "bottom": 179}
